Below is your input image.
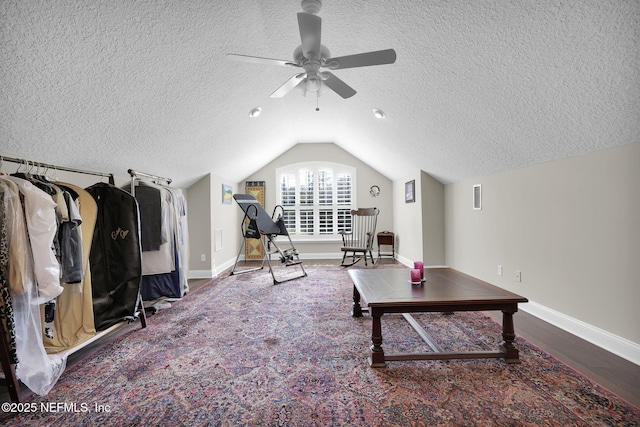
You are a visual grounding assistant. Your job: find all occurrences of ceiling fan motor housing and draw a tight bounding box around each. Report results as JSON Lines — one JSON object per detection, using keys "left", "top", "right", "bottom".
{"left": 293, "top": 44, "right": 331, "bottom": 63}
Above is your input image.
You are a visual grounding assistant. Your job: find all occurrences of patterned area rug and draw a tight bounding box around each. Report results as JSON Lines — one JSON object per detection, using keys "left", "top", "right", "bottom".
{"left": 2, "top": 265, "right": 639, "bottom": 426}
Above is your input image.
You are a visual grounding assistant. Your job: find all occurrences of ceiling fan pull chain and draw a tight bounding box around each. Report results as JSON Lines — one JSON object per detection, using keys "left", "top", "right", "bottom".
{"left": 316, "top": 92, "right": 320, "bottom": 111}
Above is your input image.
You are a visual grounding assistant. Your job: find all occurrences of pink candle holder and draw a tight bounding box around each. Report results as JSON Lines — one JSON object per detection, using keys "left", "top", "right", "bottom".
{"left": 414, "top": 261, "right": 424, "bottom": 280}
{"left": 410, "top": 268, "right": 422, "bottom": 284}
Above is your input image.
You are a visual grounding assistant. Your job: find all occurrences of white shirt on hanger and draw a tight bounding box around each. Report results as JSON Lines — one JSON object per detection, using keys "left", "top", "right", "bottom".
{"left": 3, "top": 176, "right": 63, "bottom": 303}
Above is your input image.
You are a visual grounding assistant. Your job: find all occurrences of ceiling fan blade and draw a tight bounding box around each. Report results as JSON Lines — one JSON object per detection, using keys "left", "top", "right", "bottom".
{"left": 323, "top": 72, "right": 356, "bottom": 99}
{"left": 227, "top": 53, "right": 299, "bottom": 68}
{"left": 297, "top": 12, "right": 322, "bottom": 59}
{"left": 325, "top": 49, "right": 397, "bottom": 70}
{"left": 270, "top": 73, "right": 307, "bottom": 98}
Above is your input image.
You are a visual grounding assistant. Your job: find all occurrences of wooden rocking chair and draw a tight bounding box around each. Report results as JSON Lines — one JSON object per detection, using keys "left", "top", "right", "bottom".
{"left": 339, "top": 207, "right": 379, "bottom": 267}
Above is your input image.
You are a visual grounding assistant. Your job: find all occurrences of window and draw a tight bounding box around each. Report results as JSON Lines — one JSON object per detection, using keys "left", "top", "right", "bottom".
{"left": 277, "top": 163, "right": 356, "bottom": 238}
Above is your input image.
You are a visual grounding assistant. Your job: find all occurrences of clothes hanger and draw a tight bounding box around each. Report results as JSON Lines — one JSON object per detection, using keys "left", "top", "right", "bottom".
{"left": 47, "top": 165, "right": 59, "bottom": 183}
{"left": 35, "top": 162, "right": 52, "bottom": 182}
{"left": 12, "top": 159, "right": 28, "bottom": 178}
{"left": 14, "top": 160, "right": 56, "bottom": 195}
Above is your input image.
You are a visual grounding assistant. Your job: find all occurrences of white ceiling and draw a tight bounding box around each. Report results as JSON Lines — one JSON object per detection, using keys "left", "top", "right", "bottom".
{"left": 1, "top": 0, "right": 639, "bottom": 188}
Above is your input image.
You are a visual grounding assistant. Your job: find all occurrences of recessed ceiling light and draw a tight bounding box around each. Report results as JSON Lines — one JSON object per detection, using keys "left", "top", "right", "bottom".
{"left": 249, "top": 107, "right": 262, "bottom": 118}
{"left": 373, "top": 108, "right": 386, "bottom": 119}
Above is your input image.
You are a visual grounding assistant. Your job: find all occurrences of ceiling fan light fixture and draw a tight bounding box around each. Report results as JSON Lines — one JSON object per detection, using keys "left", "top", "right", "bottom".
{"left": 373, "top": 108, "right": 386, "bottom": 119}
{"left": 248, "top": 107, "right": 262, "bottom": 118}
{"left": 305, "top": 75, "right": 322, "bottom": 92}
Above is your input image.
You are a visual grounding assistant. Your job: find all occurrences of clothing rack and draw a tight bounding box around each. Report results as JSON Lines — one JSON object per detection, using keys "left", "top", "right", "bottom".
{"left": 128, "top": 169, "right": 172, "bottom": 187}
{"left": 0, "top": 156, "right": 145, "bottom": 403}
{"left": 128, "top": 169, "right": 176, "bottom": 305}
{"left": 127, "top": 168, "right": 185, "bottom": 304}
{"left": 1, "top": 155, "right": 115, "bottom": 184}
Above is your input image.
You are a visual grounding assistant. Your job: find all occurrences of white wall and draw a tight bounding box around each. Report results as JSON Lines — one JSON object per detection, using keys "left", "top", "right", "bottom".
{"left": 187, "top": 173, "right": 239, "bottom": 278}
{"left": 187, "top": 175, "right": 213, "bottom": 278}
{"left": 186, "top": 143, "right": 393, "bottom": 275}
{"left": 421, "top": 170, "right": 445, "bottom": 265}
{"left": 243, "top": 143, "right": 394, "bottom": 258}
{"left": 209, "top": 173, "right": 241, "bottom": 275}
{"left": 393, "top": 171, "right": 445, "bottom": 266}
{"left": 393, "top": 173, "right": 422, "bottom": 263}
{"left": 445, "top": 141, "right": 640, "bottom": 360}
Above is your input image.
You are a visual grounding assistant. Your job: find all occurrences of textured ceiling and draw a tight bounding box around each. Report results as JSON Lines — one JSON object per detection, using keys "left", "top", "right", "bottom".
{"left": 1, "top": 0, "right": 639, "bottom": 187}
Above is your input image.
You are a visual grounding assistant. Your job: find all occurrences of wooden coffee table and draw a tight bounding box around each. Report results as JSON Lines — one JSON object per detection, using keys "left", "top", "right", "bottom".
{"left": 349, "top": 267, "right": 529, "bottom": 367}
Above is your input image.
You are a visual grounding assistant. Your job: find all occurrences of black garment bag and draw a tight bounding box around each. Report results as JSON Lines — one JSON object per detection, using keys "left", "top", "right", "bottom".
{"left": 86, "top": 183, "right": 142, "bottom": 330}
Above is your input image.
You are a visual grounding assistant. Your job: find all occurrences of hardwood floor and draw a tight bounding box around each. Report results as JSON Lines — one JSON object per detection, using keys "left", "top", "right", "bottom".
{"left": 2, "top": 258, "right": 639, "bottom": 409}
{"left": 487, "top": 309, "right": 640, "bottom": 408}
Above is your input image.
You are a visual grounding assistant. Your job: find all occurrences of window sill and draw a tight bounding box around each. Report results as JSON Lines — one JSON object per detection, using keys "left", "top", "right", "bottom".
{"left": 280, "top": 236, "right": 342, "bottom": 244}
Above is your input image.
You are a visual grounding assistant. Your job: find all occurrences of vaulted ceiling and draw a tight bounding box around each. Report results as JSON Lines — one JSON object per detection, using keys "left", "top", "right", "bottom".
{"left": 1, "top": 1, "right": 638, "bottom": 188}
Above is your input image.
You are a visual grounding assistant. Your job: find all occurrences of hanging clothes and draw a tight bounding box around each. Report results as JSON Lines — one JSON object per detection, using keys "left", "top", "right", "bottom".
{"left": 3, "top": 176, "right": 63, "bottom": 303}
{"left": 38, "top": 181, "right": 86, "bottom": 341}
{"left": 173, "top": 187, "right": 189, "bottom": 296}
{"left": 140, "top": 184, "right": 175, "bottom": 275}
{"left": 132, "top": 182, "right": 164, "bottom": 252}
{"left": 0, "top": 180, "right": 18, "bottom": 365}
{"left": 43, "top": 182, "right": 97, "bottom": 353}
{"left": 125, "top": 182, "right": 189, "bottom": 302}
{"left": 57, "top": 185, "right": 84, "bottom": 284}
{"left": 6, "top": 174, "right": 88, "bottom": 341}
{"left": 0, "top": 160, "right": 130, "bottom": 400}
{"left": 86, "top": 182, "right": 142, "bottom": 331}
{"left": 140, "top": 239, "right": 181, "bottom": 300}
{"left": 0, "top": 175, "right": 66, "bottom": 396}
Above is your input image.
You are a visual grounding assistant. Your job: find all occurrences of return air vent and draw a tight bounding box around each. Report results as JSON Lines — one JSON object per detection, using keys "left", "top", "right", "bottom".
{"left": 473, "top": 184, "right": 482, "bottom": 210}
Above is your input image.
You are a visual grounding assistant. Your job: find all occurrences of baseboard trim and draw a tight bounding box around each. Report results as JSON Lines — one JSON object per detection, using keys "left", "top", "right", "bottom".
{"left": 198, "top": 253, "right": 343, "bottom": 280}
{"left": 213, "top": 258, "right": 236, "bottom": 277}
{"left": 396, "top": 255, "right": 447, "bottom": 270}
{"left": 235, "top": 252, "right": 344, "bottom": 262}
{"left": 189, "top": 259, "right": 245, "bottom": 279}
{"left": 396, "top": 254, "right": 412, "bottom": 267}
{"left": 301, "top": 252, "right": 343, "bottom": 260}
{"left": 188, "top": 269, "right": 215, "bottom": 279}
{"left": 522, "top": 300, "right": 640, "bottom": 366}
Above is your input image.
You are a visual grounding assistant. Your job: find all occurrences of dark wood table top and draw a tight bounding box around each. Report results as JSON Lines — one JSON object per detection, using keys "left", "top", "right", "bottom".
{"left": 349, "top": 267, "right": 528, "bottom": 309}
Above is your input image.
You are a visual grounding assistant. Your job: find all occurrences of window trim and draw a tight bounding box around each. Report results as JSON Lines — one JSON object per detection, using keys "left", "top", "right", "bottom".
{"left": 276, "top": 162, "right": 357, "bottom": 241}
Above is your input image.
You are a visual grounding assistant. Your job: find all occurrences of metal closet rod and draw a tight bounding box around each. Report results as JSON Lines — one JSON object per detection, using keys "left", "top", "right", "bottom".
{"left": 1, "top": 154, "right": 113, "bottom": 179}
{"left": 127, "top": 169, "right": 172, "bottom": 184}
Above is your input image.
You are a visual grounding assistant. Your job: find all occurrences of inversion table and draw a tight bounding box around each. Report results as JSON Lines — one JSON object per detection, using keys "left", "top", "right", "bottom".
{"left": 230, "top": 194, "right": 307, "bottom": 284}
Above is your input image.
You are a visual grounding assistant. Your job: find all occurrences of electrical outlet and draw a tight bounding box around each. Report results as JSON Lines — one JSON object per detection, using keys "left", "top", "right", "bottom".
{"left": 498, "top": 265, "right": 503, "bottom": 276}
{"left": 515, "top": 270, "right": 521, "bottom": 282}
{"left": 200, "top": 253, "right": 206, "bottom": 262}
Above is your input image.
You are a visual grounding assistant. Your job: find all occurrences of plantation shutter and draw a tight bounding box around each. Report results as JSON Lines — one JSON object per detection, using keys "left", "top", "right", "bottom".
{"left": 276, "top": 163, "right": 355, "bottom": 237}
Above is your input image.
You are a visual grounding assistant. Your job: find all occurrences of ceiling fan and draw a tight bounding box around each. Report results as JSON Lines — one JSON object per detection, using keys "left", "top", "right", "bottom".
{"left": 227, "top": 0, "right": 396, "bottom": 99}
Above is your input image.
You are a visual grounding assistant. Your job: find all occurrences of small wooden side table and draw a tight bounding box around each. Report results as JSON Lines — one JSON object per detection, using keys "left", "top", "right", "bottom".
{"left": 377, "top": 231, "right": 395, "bottom": 259}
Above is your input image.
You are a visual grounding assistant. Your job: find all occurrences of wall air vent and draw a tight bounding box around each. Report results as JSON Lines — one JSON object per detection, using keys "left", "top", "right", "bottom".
{"left": 473, "top": 184, "right": 482, "bottom": 210}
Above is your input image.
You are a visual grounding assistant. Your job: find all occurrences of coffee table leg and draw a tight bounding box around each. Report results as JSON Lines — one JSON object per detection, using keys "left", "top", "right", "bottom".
{"left": 368, "top": 308, "right": 386, "bottom": 367}
{"left": 352, "top": 286, "right": 363, "bottom": 318}
{"left": 501, "top": 309, "right": 521, "bottom": 364}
